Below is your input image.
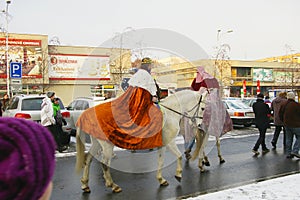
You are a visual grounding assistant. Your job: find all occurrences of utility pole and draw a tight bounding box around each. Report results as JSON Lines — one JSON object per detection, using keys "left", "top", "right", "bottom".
{"left": 5, "top": 0, "right": 11, "bottom": 97}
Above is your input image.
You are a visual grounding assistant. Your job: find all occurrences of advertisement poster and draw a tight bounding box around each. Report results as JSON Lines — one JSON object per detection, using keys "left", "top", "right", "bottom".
{"left": 252, "top": 68, "right": 273, "bottom": 82}
{"left": 49, "top": 54, "right": 110, "bottom": 80}
{"left": 273, "top": 71, "right": 292, "bottom": 83}
{"left": 0, "top": 38, "right": 42, "bottom": 78}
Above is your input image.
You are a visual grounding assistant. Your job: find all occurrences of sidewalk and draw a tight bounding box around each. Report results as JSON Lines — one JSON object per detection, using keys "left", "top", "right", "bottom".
{"left": 185, "top": 172, "right": 300, "bottom": 200}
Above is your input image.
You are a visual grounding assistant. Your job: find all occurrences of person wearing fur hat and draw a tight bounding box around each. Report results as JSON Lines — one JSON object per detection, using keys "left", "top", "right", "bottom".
{"left": 41, "top": 91, "right": 67, "bottom": 153}
{"left": 252, "top": 93, "right": 271, "bottom": 155}
{"left": 0, "top": 118, "right": 56, "bottom": 200}
{"left": 279, "top": 91, "right": 300, "bottom": 159}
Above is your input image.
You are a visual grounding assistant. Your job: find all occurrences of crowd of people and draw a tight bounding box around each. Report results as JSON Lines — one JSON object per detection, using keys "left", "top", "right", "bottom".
{"left": 252, "top": 91, "right": 300, "bottom": 159}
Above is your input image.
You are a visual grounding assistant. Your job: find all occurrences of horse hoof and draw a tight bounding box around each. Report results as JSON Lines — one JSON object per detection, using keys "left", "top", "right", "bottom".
{"left": 220, "top": 159, "right": 225, "bottom": 164}
{"left": 82, "top": 187, "right": 91, "bottom": 193}
{"left": 175, "top": 175, "right": 181, "bottom": 182}
{"left": 112, "top": 186, "right": 122, "bottom": 193}
{"left": 202, "top": 161, "right": 210, "bottom": 166}
{"left": 160, "top": 180, "right": 169, "bottom": 186}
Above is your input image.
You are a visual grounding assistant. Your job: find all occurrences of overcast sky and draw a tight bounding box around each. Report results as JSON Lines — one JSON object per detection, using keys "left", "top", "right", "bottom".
{"left": 1, "top": 0, "right": 299, "bottom": 61}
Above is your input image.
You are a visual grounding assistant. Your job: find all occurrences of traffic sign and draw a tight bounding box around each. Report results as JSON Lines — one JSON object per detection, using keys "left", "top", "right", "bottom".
{"left": 10, "top": 62, "right": 22, "bottom": 79}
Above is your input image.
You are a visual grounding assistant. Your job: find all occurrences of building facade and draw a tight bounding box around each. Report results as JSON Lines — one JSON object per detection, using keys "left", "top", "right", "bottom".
{"left": 0, "top": 33, "right": 131, "bottom": 104}
{"left": 153, "top": 57, "right": 300, "bottom": 99}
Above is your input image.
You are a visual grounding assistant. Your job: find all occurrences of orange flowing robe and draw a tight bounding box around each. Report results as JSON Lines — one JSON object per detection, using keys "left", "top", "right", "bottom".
{"left": 76, "top": 86, "right": 163, "bottom": 150}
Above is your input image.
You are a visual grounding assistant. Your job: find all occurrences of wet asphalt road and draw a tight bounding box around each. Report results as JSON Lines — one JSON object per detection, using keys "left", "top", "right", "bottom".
{"left": 51, "top": 126, "right": 300, "bottom": 200}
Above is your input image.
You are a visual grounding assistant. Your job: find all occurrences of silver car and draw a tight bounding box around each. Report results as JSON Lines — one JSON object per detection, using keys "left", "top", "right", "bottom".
{"left": 223, "top": 99, "right": 255, "bottom": 127}
{"left": 66, "top": 96, "right": 114, "bottom": 135}
{"left": 2, "top": 94, "right": 72, "bottom": 134}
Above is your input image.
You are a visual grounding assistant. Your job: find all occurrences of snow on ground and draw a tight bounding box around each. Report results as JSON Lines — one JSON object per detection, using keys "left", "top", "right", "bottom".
{"left": 184, "top": 173, "right": 300, "bottom": 200}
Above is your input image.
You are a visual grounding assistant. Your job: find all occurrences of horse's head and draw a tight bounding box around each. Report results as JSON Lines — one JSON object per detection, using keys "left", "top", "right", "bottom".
{"left": 161, "top": 90, "right": 208, "bottom": 126}
{"left": 188, "top": 90, "right": 208, "bottom": 126}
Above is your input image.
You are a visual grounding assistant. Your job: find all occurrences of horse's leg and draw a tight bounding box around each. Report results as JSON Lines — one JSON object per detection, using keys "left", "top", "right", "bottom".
{"left": 166, "top": 139, "right": 183, "bottom": 182}
{"left": 156, "top": 146, "right": 169, "bottom": 186}
{"left": 81, "top": 152, "right": 93, "bottom": 193}
{"left": 202, "top": 150, "right": 210, "bottom": 166}
{"left": 197, "top": 130, "right": 209, "bottom": 173}
{"left": 99, "top": 140, "right": 122, "bottom": 193}
{"left": 216, "top": 136, "right": 225, "bottom": 164}
{"left": 76, "top": 128, "right": 93, "bottom": 193}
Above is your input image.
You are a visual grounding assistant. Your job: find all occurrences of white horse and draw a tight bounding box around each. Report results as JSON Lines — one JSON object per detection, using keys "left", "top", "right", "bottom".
{"left": 75, "top": 90, "right": 208, "bottom": 193}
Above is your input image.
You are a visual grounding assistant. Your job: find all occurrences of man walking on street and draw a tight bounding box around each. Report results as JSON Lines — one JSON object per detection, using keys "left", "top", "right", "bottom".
{"left": 279, "top": 92, "right": 300, "bottom": 159}
{"left": 271, "top": 92, "right": 287, "bottom": 149}
{"left": 252, "top": 93, "right": 271, "bottom": 155}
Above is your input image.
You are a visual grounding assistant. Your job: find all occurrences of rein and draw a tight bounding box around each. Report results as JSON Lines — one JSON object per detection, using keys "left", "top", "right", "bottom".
{"left": 160, "top": 94, "right": 204, "bottom": 123}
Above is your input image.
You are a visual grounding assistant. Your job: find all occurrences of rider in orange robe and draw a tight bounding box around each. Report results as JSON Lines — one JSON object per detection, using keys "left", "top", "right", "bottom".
{"left": 76, "top": 58, "right": 163, "bottom": 150}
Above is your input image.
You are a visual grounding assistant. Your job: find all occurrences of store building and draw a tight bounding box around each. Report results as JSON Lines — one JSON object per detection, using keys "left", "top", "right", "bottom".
{"left": 153, "top": 57, "right": 300, "bottom": 99}
{"left": 0, "top": 33, "right": 131, "bottom": 104}
{"left": 1, "top": 33, "right": 299, "bottom": 103}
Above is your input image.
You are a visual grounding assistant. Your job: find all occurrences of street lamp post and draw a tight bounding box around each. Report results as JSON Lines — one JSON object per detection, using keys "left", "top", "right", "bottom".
{"left": 215, "top": 29, "right": 233, "bottom": 97}
{"left": 5, "top": 0, "right": 11, "bottom": 97}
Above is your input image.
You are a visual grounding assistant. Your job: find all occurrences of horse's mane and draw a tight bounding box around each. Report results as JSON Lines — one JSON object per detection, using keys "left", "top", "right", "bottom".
{"left": 161, "top": 90, "right": 198, "bottom": 103}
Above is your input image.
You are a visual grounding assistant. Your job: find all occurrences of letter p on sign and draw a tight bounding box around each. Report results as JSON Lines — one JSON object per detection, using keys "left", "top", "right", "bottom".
{"left": 10, "top": 62, "right": 22, "bottom": 78}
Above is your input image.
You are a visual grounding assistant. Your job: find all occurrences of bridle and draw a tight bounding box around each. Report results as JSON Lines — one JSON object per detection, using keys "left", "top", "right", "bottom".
{"left": 160, "top": 94, "right": 205, "bottom": 123}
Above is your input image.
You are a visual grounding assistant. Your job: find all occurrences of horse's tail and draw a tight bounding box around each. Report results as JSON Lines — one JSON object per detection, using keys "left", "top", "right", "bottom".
{"left": 191, "top": 128, "right": 204, "bottom": 161}
{"left": 75, "top": 127, "right": 86, "bottom": 174}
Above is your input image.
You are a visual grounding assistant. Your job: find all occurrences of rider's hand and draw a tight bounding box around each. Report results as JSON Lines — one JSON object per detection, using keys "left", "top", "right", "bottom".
{"left": 152, "top": 96, "right": 158, "bottom": 103}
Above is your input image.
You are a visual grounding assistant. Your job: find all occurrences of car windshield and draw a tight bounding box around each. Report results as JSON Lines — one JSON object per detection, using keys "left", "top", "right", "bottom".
{"left": 22, "top": 98, "right": 43, "bottom": 111}
{"left": 226, "top": 100, "right": 250, "bottom": 109}
{"left": 21, "top": 97, "right": 65, "bottom": 111}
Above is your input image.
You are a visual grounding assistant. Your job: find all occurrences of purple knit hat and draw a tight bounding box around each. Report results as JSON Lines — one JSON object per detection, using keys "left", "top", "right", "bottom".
{"left": 0, "top": 118, "right": 56, "bottom": 200}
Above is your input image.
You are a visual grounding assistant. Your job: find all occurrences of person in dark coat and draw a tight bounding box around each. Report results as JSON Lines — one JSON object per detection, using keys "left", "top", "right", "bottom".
{"left": 279, "top": 92, "right": 300, "bottom": 159}
{"left": 270, "top": 92, "right": 287, "bottom": 149}
{"left": 252, "top": 93, "right": 271, "bottom": 155}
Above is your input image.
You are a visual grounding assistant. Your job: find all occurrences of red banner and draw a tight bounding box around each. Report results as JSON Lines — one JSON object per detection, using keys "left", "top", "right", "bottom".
{"left": 243, "top": 80, "right": 246, "bottom": 95}
{"left": 0, "top": 38, "right": 41, "bottom": 46}
{"left": 257, "top": 80, "right": 261, "bottom": 94}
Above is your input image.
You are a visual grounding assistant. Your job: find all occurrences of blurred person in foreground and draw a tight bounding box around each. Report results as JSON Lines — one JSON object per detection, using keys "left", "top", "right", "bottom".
{"left": 270, "top": 92, "right": 287, "bottom": 149}
{"left": 0, "top": 117, "right": 56, "bottom": 200}
{"left": 279, "top": 92, "right": 300, "bottom": 159}
{"left": 252, "top": 93, "right": 271, "bottom": 155}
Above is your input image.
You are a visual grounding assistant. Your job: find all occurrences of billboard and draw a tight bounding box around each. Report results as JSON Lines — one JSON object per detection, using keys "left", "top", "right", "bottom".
{"left": 49, "top": 54, "right": 110, "bottom": 80}
{"left": 0, "top": 38, "right": 43, "bottom": 78}
{"left": 252, "top": 68, "right": 273, "bottom": 82}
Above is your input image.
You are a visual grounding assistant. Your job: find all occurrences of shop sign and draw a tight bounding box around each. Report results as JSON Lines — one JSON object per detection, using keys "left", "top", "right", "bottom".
{"left": 49, "top": 54, "right": 110, "bottom": 80}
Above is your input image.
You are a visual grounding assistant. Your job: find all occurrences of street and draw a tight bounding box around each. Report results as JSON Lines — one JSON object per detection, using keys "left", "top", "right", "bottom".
{"left": 51, "top": 126, "right": 300, "bottom": 200}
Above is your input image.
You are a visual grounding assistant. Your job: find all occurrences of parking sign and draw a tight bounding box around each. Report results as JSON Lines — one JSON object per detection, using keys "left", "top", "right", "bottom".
{"left": 10, "top": 62, "right": 22, "bottom": 78}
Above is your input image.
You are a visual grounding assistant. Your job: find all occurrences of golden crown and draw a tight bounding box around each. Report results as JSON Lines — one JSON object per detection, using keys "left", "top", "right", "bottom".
{"left": 141, "top": 57, "right": 152, "bottom": 64}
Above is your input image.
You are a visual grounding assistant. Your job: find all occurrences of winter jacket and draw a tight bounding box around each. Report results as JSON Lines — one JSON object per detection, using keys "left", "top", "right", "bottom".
{"left": 253, "top": 98, "right": 271, "bottom": 129}
{"left": 280, "top": 99, "right": 300, "bottom": 128}
{"left": 271, "top": 96, "right": 287, "bottom": 126}
{"left": 41, "top": 97, "right": 55, "bottom": 126}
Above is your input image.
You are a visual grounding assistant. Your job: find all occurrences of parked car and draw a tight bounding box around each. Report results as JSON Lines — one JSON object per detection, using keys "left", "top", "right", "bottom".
{"left": 242, "top": 97, "right": 256, "bottom": 107}
{"left": 223, "top": 99, "right": 254, "bottom": 127}
{"left": 66, "top": 96, "right": 114, "bottom": 135}
{"left": 2, "top": 94, "right": 72, "bottom": 134}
